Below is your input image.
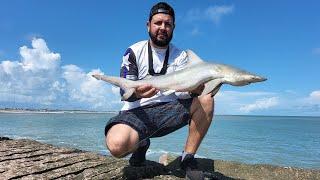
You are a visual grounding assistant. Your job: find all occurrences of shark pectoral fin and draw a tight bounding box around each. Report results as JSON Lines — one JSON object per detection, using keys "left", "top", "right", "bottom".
{"left": 162, "top": 89, "right": 176, "bottom": 96}
{"left": 210, "top": 83, "right": 222, "bottom": 97}
{"left": 121, "top": 88, "right": 135, "bottom": 101}
{"left": 200, "top": 79, "right": 222, "bottom": 96}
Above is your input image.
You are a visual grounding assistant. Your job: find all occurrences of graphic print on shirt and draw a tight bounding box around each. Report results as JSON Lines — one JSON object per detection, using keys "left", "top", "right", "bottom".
{"left": 120, "top": 48, "right": 140, "bottom": 101}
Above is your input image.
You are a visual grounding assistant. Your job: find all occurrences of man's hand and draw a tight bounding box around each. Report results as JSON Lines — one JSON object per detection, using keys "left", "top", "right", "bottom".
{"left": 135, "top": 84, "right": 159, "bottom": 98}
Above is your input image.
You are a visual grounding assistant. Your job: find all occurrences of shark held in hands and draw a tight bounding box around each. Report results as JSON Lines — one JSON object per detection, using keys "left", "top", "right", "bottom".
{"left": 92, "top": 50, "right": 267, "bottom": 101}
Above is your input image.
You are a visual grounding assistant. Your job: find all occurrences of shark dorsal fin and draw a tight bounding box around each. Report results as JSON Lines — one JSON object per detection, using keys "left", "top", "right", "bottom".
{"left": 186, "top": 50, "right": 204, "bottom": 67}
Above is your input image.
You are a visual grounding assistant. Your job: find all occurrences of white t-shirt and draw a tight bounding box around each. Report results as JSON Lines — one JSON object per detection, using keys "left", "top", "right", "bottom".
{"left": 120, "top": 40, "right": 191, "bottom": 110}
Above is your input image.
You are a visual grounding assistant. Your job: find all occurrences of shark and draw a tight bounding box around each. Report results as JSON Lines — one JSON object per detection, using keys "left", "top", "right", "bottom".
{"left": 92, "top": 50, "right": 267, "bottom": 101}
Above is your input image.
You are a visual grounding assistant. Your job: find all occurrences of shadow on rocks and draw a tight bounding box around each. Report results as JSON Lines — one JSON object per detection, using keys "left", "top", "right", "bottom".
{"left": 0, "top": 137, "right": 11, "bottom": 141}
{"left": 123, "top": 160, "right": 168, "bottom": 179}
{"left": 123, "top": 157, "right": 238, "bottom": 180}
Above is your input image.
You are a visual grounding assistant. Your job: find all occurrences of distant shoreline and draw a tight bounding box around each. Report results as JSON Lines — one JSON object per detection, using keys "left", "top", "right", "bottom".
{"left": 0, "top": 108, "right": 117, "bottom": 114}
{"left": 1, "top": 108, "right": 319, "bottom": 117}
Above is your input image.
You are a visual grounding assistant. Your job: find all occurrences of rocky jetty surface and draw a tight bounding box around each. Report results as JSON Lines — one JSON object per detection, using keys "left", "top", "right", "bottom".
{"left": 0, "top": 137, "right": 319, "bottom": 179}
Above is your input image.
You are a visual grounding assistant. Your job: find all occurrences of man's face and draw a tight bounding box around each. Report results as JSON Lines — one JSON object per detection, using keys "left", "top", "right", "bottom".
{"left": 148, "top": 13, "right": 175, "bottom": 47}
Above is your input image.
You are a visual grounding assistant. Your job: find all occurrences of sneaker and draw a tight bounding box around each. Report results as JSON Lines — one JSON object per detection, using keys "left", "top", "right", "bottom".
{"left": 129, "top": 139, "right": 150, "bottom": 167}
{"left": 180, "top": 154, "right": 204, "bottom": 180}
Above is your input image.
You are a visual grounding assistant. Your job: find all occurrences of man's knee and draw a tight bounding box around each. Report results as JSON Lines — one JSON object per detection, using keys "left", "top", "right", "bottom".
{"left": 105, "top": 124, "right": 139, "bottom": 158}
{"left": 106, "top": 135, "right": 129, "bottom": 158}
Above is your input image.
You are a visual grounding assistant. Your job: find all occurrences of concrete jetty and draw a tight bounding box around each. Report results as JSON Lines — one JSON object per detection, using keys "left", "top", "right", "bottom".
{"left": 0, "top": 137, "right": 319, "bottom": 179}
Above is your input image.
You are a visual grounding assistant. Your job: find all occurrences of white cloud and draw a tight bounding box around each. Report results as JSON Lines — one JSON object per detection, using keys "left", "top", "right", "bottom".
{"left": 205, "top": 5, "right": 234, "bottom": 24}
{"left": 300, "top": 90, "right": 320, "bottom": 106}
{"left": 239, "top": 97, "right": 279, "bottom": 113}
{"left": 272, "top": 90, "right": 320, "bottom": 116}
{"left": 0, "top": 38, "right": 61, "bottom": 105}
{"left": 1, "top": 60, "right": 20, "bottom": 75}
{"left": 62, "top": 65, "right": 120, "bottom": 109}
{"left": 185, "top": 8, "right": 202, "bottom": 22}
{"left": 310, "top": 90, "right": 320, "bottom": 101}
{"left": 111, "top": 86, "right": 120, "bottom": 95}
{"left": 215, "top": 90, "right": 276, "bottom": 102}
{"left": 0, "top": 38, "right": 121, "bottom": 110}
{"left": 215, "top": 90, "right": 278, "bottom": 115}
{"left": 214, "top": 89, "right": 320, "bottom": 115}
{"left": 218, "top": 90, "right": 275, "bottom": 97}
{"left": 20, "top": 38, "right": 60, "bottom": 72}
{"left": 185, "top": 5, "right": 234, "bottom": 25}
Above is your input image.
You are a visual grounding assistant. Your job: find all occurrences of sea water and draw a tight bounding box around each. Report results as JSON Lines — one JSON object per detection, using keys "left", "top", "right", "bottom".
{"left": 0, "top": 113, "right": 319, "bottom": 169}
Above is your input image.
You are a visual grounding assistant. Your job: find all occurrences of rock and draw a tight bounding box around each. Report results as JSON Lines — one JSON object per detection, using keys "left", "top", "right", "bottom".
{"left": 0, "top": 138, "right": 319, "bottom": 179}
{"left": 159, "top": 153, "right": 169, "bottom": 166}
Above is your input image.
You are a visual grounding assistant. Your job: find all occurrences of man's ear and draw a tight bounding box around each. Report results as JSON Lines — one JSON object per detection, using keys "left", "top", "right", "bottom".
{"left": 147, "top": 21, "right": 150, "bottom": 32}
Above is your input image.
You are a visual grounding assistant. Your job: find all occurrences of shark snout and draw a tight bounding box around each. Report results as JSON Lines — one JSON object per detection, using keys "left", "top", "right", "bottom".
{"left": 253, "top": 75, "right": 267, "bottom": 82}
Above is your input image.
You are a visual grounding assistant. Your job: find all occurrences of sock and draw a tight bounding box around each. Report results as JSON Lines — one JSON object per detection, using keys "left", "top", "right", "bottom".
{"left": 181, "top": 151, "right": 195, "bottom": 161}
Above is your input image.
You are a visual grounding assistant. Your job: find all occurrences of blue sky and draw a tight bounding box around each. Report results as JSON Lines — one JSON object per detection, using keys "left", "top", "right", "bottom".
{"left": 0, "top": 0, "right": 319, "bottom": 116}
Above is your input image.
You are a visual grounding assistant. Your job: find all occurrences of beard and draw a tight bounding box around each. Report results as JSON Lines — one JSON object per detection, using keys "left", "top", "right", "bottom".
{"left": 149, "top": 30, "right": 173, "bottom": 47}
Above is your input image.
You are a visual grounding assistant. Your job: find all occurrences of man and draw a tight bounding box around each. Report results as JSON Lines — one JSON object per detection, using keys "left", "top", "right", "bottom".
{"left": 105, "top": 2, "right": 214, "bottom": 174}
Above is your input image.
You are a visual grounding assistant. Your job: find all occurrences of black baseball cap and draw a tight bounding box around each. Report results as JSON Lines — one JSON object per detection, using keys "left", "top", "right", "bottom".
{"left": 149, "top": 2, "right": 175, "bottom": 23}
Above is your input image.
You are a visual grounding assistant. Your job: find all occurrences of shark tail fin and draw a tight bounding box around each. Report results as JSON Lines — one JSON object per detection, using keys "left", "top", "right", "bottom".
{"left": 92, "top": 74, "right": 136, "bottom": 101}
